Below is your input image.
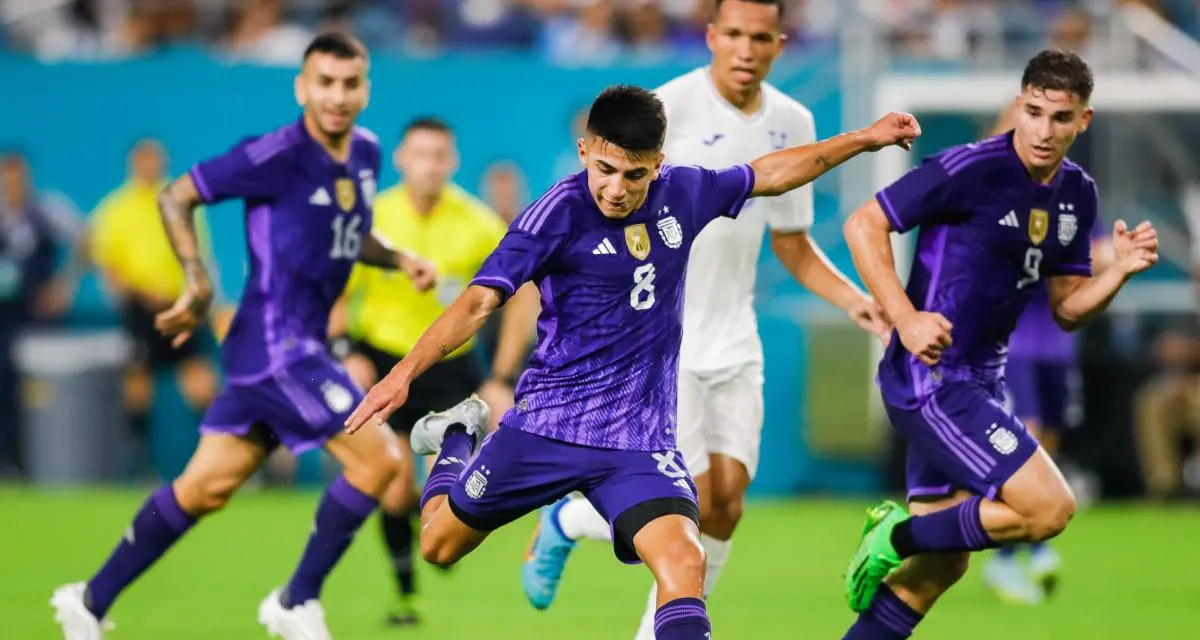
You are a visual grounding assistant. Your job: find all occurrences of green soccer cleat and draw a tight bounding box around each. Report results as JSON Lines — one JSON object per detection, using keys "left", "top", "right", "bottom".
{"left": 844, "top": 500, "right": 909, "bottom": 613}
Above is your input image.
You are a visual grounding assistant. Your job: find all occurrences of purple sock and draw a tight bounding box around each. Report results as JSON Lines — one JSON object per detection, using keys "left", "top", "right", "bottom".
{"left": 1029, "top": 540, "right": 1047, "bottom": 553}
{"left": 282, "top": 475, "right": 377, "bottom": 607}
{"left": 654, "top": 597, "right": 710, "bottom": 639}
{"left": 86, "top": 485, "right": 196, "bottom": 618}
{"left": 891, "top": 495, "right": 997, "bottom": 557}
{"left": 419, "top": 427, "right": 475, "bottom": 510}
{"left": 996, "top": 545, "right": 1018, "bottom": 558}
{"left": 842, "top": 585, "right": 923, "bottom": 639}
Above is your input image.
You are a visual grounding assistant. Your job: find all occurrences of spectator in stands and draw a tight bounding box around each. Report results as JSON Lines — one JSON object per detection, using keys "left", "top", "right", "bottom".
{"left": 539, "top": 0, "right": 622, "bottom": 65}
{"left": 481, "top": 160, "right": 529, "bottom": 224}
{"left": 1133, "top": 323, "right": 1200, "bottom": 500}
{"left": 88, "top": 138, "right": 220, "bottom": 475}
{"left": 0, "top": 151, "right": 77, "bottom": 477}
{"left": 220, "top": 0, "right": 313, "bottom": 65}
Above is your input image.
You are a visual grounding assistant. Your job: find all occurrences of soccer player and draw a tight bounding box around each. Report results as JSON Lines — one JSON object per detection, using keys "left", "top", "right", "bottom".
{"left": 51, "top": 33, "right": 436, "bottom": 640}
{"left": 344, "top": 84, "right": 919, "bottom": 640}
{"left": 841, "top": 50, "right": 1158, "bottom": 639}
{"left": 520, "top": 0, "right": 889, "bottom": 633}
{"left": 982, "top": 104, "right": 1116, "bottom": 604}
{"left": 331, "top": 116, "right": 538, "bottom": 626}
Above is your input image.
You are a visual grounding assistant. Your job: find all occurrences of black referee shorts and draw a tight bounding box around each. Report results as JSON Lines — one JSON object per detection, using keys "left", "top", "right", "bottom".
{"left": 349, "top": 340, "right": 485, "bottom": 434}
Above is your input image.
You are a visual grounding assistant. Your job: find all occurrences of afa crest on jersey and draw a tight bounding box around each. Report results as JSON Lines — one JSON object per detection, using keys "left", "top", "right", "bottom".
{"left": 1028, "top": 208, "right": 1049, "bottom": 246}
{"left": 656, "top": 216, "right": 683, "bottom": 249}
{"left": 1058, "top": 213, "right": 1077, "bottom": 246}
{"left": 358, "top": 169, "right": 376, "bottom": 206}
{"left": 335, "top": 178, "right": 357, "bottom": 212}
{"left": 625, "top": 223, "right": 651, "bottom": 260}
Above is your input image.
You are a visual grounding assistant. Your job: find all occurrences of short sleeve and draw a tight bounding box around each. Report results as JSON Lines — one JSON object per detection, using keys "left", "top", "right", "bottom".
{"left": 188, "top": 137, "right": 283, "bottom": 204}
{"left": 470, "top": 191, "right": 569, "bottom": 301}
{"left": 1047, "top": 180, "right": 1099, "bottom": 277}
{"left": 675, "top": 164, "right": 755, "bottom": 229}
{"left": 875, "top": 158, "right": 963, "bottom": 233}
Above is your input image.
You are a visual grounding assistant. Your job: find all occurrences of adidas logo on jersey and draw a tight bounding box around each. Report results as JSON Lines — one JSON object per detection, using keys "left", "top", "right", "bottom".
{"left": 998, "top": 211, "right": 1019, "bottom": 228}
{"left": 593, "top": 238, "right": 616, "bottom": 255}
{"left": 310, "top": 187, "right": 332, "bottom": 206}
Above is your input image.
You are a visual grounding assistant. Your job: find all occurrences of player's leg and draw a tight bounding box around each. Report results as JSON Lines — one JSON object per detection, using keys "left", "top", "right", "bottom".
{"left": 587, "top": 448, "right": 709, "bottom": 639}
{"left": 52, "top": 424, "right": 266, "bottom": 636}
{"left": 983, "top": 360, "right": 1044, "bottom": 604}
{"left": 379, "top": 430, "right": 423, "bottom": 625}
{"left": 173, "top": 354, "right": 218, "bottom": 412}
{"left": 843, "top": 492, "right": 972, "bottom": 639}
{"left": 846, "top": 382, "right": 1073, "bottom": 613}
{"left": 1023, "top": 362, "right": 1079, "bottom": 598}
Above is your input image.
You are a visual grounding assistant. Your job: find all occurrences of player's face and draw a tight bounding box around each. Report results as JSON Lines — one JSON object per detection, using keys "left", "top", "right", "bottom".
{"left": 706, "top": 0, "right": 785, "bottom": 93}
{"left": 578, "top": 136, "right": 663, "bottom": 220}
{"left": 130, "top": 141, "right": 165, "bottom": 184}
{"left": 396, "top": 129, "right": 457, "bottom": 197}
{"left": 296, "top": 53, "right": 369, "bottom": 140}
{"left": 1012, "top": 86, "right": 1093, "bottom": 170}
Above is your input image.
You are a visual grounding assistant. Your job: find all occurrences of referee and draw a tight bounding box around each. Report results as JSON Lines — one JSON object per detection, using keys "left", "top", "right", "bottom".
{"left": 329, "top": 117, "right": 537, "bottom": 626}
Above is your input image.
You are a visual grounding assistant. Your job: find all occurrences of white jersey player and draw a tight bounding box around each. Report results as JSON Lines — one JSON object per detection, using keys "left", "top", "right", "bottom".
{"left": 520, "top": 1, "right": 890, "bottom": 636}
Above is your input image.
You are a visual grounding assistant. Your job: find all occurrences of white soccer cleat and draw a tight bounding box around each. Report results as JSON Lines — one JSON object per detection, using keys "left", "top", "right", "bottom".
{"left": 410, "top": 393, "right": 491, "bottom": 456}
{"left": 258, "top": 589, "right": 333, "bottom": 640}
{"left": 51, "top": 582, "right": 114, "bottom": 640}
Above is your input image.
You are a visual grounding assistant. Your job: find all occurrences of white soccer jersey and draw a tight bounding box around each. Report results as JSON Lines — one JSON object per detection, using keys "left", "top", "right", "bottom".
{"left": 656, "top": 67, "right": 817, "bottom": 373}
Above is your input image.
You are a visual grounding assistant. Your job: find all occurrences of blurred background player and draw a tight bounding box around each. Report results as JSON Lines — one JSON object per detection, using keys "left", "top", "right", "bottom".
{"left": 983, "top": 105, "right": 1115, "bottom": 604}
{"left": 520, "top": 1, "right": 890, "bottom": 633}
{"left": 51, "top": 33, "right": 437, "bottom": 640}
{"left": 0, "top": 150, "right": 80, "bottom": 478}
{"left": 330, "top": 116, "right": 538, "bottom": 627}
{"left": 88, "top": 138, "right": 223, "bottom": 475}
{"left": 842, "top": 51, "right": 1159, "bottom": 639}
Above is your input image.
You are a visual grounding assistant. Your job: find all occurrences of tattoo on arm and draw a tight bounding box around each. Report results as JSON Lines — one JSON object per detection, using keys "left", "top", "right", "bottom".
{"left": 815, "top": 156, "right": 833, "bottom": 170}
{"left": 158, "top": 179, "right": 213, "bottom": 304}
{"left": 437, "top": 343, "right": 452, "bottom": 357}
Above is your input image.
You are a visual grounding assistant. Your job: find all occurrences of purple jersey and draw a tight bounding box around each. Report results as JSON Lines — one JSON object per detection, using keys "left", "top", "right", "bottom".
{"left": 876, "top": 132, "right": 1098, "bottom": 410}
{"left": 1008, "top": 222, "right": 1107, "bottom": 362}
{"left": 472, "top": 164, "right": 754, "bottom": 451}
{"left": 189, "top": 118, "right": 382, "bottom": 382}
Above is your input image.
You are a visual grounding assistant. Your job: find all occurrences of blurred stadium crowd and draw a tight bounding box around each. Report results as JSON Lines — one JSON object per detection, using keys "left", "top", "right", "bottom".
{"left": 0, "top": 0, "right": 1196, "bottom": 67}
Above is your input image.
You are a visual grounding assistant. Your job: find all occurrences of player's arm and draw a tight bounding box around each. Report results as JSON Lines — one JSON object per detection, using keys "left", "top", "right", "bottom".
{"left": 490, "top": 283, "right": 539, "bottom": 385}
{"left": 391, "top": 285, "right": 503, "bottom": 385}
{"left": 358, "top": 229, "right": 437, "bottom": 292}
{"left": 156, "top": 174, "right": 215, "bottom": 341}
{"left": 771, "top": 230, "right": 889, "bottom": 338}
{"left": 749, "top": 112, "right": 920, "bottom": 197}
{"left": 1049, "top": 220, "right": 1158, "bottom": 331}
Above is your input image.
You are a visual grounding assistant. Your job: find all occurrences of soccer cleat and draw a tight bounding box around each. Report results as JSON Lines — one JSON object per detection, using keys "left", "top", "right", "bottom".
{"left": 521, "top": 496, "right": 578, "bottom": 610}
{"left": 410, "top": 394, "right": 490, "bottom": 456}
{"left": 384, "top": 594, "right": 420, "bottom": 627}
{"left": 258, "top": 589, "right": 333, "bottom": 640}
{"left": 844, "top": 500, "right": 908, "bottom": 613}
{"left": 51, "top": 582, "right": 114, "bottom": 640}
{"left": 1029, "top": 545, "right": 1063, "bottom": 599}
{"left": 982, "top": 554, "right": 1044, "bottom": 605}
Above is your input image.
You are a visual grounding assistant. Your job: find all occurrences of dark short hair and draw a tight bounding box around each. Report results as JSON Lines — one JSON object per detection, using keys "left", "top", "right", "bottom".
{"left": 716, "top": 0, "right": 785, "bottom": 20}
{"left": 402, "top": 116, "right": 453, "bottom": 140}
{"left": 1021, "top": 49, "right": 1094, "bottom": 102}
{"left": 586, "top": 85, "right": 666, "bottom": 154}
{"left": 303, "top": 32, "right": 368, "bottom": 62}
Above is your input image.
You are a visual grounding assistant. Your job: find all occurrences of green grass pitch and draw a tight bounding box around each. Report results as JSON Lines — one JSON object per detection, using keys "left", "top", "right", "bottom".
{"left": 6, "top": 487, "right": 1198, "bottom": 638}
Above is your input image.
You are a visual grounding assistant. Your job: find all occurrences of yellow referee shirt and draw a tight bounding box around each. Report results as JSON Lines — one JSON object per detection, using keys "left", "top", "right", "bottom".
{"left": 345, "top": 183, "right": 507, "bottom": 358}
{"left": 90, "top": 180, "right": 212, "bottom": 303}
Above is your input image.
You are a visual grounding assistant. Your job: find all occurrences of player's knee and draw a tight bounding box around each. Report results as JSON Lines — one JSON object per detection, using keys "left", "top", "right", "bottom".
{"left": 703, "top": 491, "right": 744, "bottom": 539}
{"left": 173, "top": 473, "right": 239, "bottom": 516}
{"left": 344, "top": 447, "right": 401, "bottom": 497}
{"left": 177, "top": 359, "right": 216, "bottom": 409}
{"left": 419, "top": 534, "right": 461, "bottom": 569}
{"left": 654, "top": 536, "right": 707, "bottom": 591}
{"left": 1027, "top": 492, "right": 1076, "bottom": 541}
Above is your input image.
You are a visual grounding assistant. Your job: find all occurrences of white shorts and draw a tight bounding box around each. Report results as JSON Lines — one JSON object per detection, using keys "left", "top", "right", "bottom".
{"left": 676, "top": 363, "right": 765, "bottom": 480}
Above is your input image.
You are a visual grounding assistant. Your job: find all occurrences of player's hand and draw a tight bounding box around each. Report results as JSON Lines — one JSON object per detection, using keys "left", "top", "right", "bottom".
{"left": 862, "top": 112, "right": 922, "bottom": 152}
{"left": 401, "top": 253, "right": 437, "bottom": 292}
{"left": 847, "top": 296, "right": 892, "bottom": 345}
{"left": 895, "top": 311, "right": 953, "bottom": 366}
{"left": 1111, "top": 219, "right": 1159, "bottom": 275}
{"left": 154, "top": 284, "right": 213, "bottom": 348}
{"left": 344, "top": 369, "right": 412, "bottom": 435}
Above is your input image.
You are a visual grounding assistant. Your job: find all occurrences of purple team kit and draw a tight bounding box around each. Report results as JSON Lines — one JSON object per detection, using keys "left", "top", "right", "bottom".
{"left": 189, "top": 118, "right": 380, "bottom": 453}
{"left": 874, "top": 132, "right": 1098, "bottom": 501}
{"left": 429, "top": 164, "right": 754, "bottom": 562}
